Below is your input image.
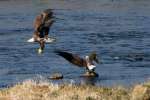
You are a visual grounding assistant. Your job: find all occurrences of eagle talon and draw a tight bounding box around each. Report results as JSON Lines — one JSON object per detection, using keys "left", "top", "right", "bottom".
{"left": 38, "top": 48, "right": 43, "bottom": 54}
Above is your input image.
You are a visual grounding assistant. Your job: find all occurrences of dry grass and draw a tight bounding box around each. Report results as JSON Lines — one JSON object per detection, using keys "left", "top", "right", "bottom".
{"left": 0, "top": 79, "right": 150, "bottom": 100}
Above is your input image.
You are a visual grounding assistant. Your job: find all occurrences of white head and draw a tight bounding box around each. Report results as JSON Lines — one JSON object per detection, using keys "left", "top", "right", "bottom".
{"left": 85, "top": 55, "right": 96, "bottom": 71}
{"left": 85, "top": 56, "right": 89, "bottom": 60}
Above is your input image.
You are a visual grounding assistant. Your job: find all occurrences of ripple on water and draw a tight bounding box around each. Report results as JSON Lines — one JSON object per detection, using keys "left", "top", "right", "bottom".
{"left": 0, "top": 0, "right": 150, "bottom": 87}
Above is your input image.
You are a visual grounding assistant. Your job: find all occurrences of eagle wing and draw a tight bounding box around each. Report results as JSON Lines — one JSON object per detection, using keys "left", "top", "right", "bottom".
{"left": 55, "top": 50, "right": 87, "bottom": 67}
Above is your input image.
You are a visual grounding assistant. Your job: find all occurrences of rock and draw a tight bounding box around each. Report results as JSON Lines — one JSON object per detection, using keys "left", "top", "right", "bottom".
{"left": 131, "top": 85, "right": 150, "bottom": 100}
{"left": 48, "top": 73, "right": 63, "bottom": 80}
{"left": 81, "top": 71, "right": 99, "bottom": 77}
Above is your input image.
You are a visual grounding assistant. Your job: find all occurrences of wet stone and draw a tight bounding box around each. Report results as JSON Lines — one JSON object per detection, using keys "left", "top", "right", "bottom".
{"left": 81, "top": 71, "right": 99, "bottom": 77}
{"left": 48, "top": 73, "right": 63, "bottom": 80}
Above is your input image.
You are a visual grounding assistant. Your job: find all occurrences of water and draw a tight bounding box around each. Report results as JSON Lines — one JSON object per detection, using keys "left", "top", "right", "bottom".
{"left": 0, "top": 0, "right": 150, "bottom": 87}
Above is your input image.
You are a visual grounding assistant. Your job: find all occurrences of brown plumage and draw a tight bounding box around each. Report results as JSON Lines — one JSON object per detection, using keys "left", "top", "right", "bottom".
{"left": 55, "top": 50, "right": 99, "bottom": 71}
{"left": 33, "top": 9, "right": 55, "bottom": 50}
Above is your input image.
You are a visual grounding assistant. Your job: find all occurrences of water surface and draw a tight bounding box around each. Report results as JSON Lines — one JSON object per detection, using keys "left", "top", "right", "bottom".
{"left": 0, "top": 0, "right": 150, "bottom": 87}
